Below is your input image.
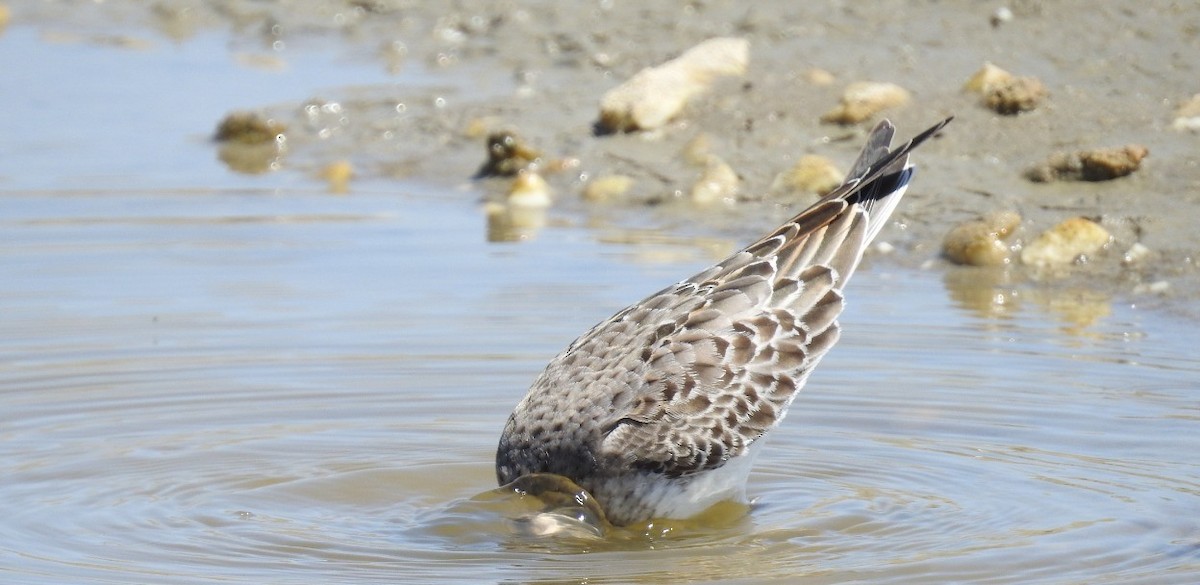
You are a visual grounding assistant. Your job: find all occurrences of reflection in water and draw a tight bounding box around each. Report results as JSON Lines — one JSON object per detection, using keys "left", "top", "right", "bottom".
{"left": 942, "top": 265, "right": 1113, "bottom": 334}
{"left": 217, "top": 140, "right": 286, "bottom": 174}
{"left": 486, "top": 201, "right": 548, "bottom": 242}
{"left": 942, "top": 265, "right": 1022, "bottom": 320}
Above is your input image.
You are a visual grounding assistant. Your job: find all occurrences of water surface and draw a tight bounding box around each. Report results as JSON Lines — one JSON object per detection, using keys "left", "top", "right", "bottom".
{"left": 2, "top": 16, "right": 1198, "bottom": 585}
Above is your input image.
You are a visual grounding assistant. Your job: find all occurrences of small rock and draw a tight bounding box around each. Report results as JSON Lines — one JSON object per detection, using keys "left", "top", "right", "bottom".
{"left": 942, "top": 210, "right": 1022, "bottom": 266}
{"left": 1026, "top": 145, "right": 1149, "bottom": 182}
{"left": 690, "top": 155, "right": 739, "bottom": 205}
{"left": 820, "top": 81, "right": 911, "bottom": 125}
{"left": 770, "top": 155, "right": 843, "bottom": 197}
{"left": 214, "top": 111, "right": 286, "bottom": 144}
{"left": 477, "top": 130, "right": 542, "bottom": 177}
{"left": 1122, "top": 242, "right": 1151, "bottom": 264}
{"left": 990, "top": 6, "right": 1014, "bottom": 27}
{"left": 597, "top": 37, "right": 749, "bottom": 133}
{"left": 1171, "top": 94, "right": 1200, "bottom": 132}
{"left": 1020, "top": 217, "right": 1112, "bottom": 267}
{"left": 682, "top": 133, "right": 714, "bottom": 166}
{"left": 984, "top": 76, "right": 1047, "bottom": 115}
{"left": 583, "top": 175, "right": 634, "bottom": 202}
{"left": 805, "top": 68, "right": 836, "bottom": 86}
{"left": 963, "top": 62, "right": 1014, "bottom": 94}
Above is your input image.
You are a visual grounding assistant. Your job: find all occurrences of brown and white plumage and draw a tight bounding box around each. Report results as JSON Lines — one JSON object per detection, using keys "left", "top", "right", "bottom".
{"left": 496, "top": 118, "right": 951, "bottom": 525}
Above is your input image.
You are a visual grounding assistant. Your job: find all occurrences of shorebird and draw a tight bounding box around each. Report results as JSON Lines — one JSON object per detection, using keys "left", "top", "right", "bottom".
{"left": 496, "top": 118, "right": 951, "bottom": 526}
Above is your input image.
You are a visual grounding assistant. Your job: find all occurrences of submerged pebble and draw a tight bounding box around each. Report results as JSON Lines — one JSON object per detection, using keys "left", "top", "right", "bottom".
{"left": 597, "top": 37, "right": 749, "bottom": 133}
{"left": 1026, "top": 145, "right": 1149, "bottom": 182}
{"left": 820, "top": 81, "right": 911, "bottom": 125}
{"left": 942, "top": 210, "right": 1022, "bottom": 266}
{"left": 1020, "top": 217, "right": 1112, "bottom": 267}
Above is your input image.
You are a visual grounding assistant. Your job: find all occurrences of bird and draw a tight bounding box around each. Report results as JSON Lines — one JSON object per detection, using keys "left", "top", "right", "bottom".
{"left": 496, "top": 118, "right": 952, "bottom": 526}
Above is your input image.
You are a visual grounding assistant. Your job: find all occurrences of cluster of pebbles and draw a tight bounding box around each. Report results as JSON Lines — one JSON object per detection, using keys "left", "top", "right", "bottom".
{"left": 941, "top": 62, "right": 1155, "bottom": 289}
{"left": 451, "top": 41, "right": 1156, "bottom": 283}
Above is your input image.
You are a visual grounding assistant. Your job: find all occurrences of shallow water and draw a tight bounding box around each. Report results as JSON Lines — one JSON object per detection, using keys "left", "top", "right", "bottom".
{"left": 3, "top": 15, "right": 1200, "bottom": 585}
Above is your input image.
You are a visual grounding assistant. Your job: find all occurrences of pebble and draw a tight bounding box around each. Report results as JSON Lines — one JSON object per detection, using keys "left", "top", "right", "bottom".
{"left": 1122, "top": 242, "right": 1151, "bottom": 264}
{"left": 597, "top": 37, "right": 749, "bottom": 133}
{"left": 1171, "top": 94, "right": 1200, "bottom": 132}
{"left": 820, "top": 81, "right": 911, "bottom": 125}
{"left": 1020, "top": 217, "right": 1112, "bottom": 267}
{"left": 583, "top": 175, "right": 635, "bottom": 202}
{"left": 682, "top": 133, "right": 714, "bottom": 166}
{"left": 941, "top": 210, "right": 1021, "bottom": 266}
{"left": 963, "top": 62, "right": 1013, "bottom": 94}
{"left": 805, "top": 68, "right": 836, "bottom": 86}
{"left": 690, "top": 155, "right": 739, "bottom": 206}
{"left": 769, "top": 155, "right": 843, "bottom": 197}
{"left": 990, "top": 6, "right": 1014, "bottom": 27}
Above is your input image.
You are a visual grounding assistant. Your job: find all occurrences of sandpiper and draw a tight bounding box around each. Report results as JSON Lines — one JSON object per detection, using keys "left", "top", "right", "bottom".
{"left": 497, "top": 118, "right": 951, "bottom": 526}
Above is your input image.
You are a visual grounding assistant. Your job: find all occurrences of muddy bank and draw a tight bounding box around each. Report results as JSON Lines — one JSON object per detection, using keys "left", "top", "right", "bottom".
{"left": 10, "top": 1, "right": 1200, "bottom": 314}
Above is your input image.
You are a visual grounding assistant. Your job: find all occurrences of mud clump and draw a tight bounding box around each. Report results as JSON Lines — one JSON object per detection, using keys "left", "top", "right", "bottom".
{"left": 963, "top": 63, "right": 1046, "bottom": 115}
{"left": 984, "top": 77, "right": 1047, "bottom": 115}
{"left": 1026, "top": 145, "right": 1149, "bottom": 182}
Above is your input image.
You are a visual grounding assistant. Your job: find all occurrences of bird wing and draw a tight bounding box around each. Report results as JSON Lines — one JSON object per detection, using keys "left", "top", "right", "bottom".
{"left": 587, "top": 118, "right": 951, "bottom": 477}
